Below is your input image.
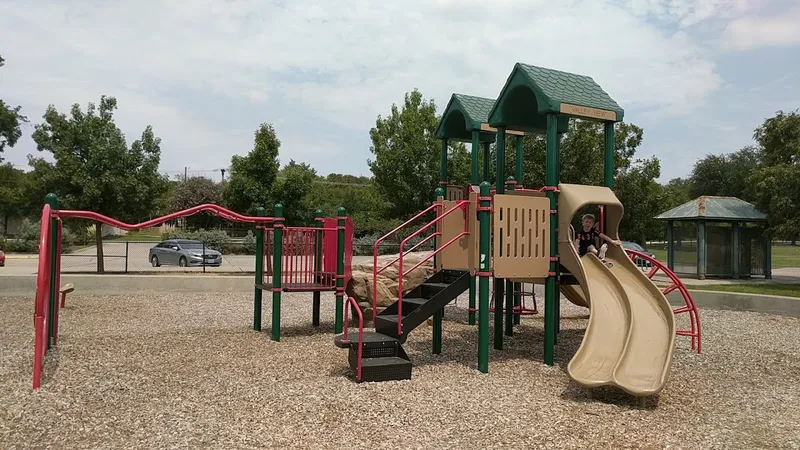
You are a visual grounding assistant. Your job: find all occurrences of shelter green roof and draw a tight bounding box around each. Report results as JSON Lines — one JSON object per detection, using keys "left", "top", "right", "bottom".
{"left": 654, "top": 196, "right": 767, "bottom": 222}
{"left": 435, "top": 94, "right": 497, "bottom": 141}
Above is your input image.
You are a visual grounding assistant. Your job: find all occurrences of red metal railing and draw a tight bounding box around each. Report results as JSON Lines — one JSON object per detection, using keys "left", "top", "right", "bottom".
{"left": 341, "top": 296, "right": 364, "bottom": 381}
{"left": 33, "top": 204, "right": 52, "bottom": 390}
{"left": 55, "top": 203, "right": 279, "bottom": 227}
{"left": 264, "top": 226, "right": 337, "bottom": 290}
{"left": 625, "top": 249, "right": 702, "bottom": 353}
{"left": 396, "top": 201, "right": 470, "bottom": 335}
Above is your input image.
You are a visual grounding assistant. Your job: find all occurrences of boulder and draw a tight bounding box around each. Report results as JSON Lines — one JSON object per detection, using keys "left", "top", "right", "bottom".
{"left": 346, "top": 252, "right": 434, "bottom": 313}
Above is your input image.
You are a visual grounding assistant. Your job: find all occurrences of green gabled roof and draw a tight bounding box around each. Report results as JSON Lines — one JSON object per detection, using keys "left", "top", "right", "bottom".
{"left": 435, "top": 93, "right": 498, "bottom": 142}
{"left": 488, "top": 63, "right": 624, "bottom": 132}
{"left": 654, "top": 196, "right": 767, "bottom": 222}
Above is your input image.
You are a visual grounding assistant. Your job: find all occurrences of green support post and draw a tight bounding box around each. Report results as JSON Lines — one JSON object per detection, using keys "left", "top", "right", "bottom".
{"left": 494, "top": 128, "right": 505, "bottom": 350}
{"left": 478, "top": 182, "right": 491, "bottom": 373}
{"left": 335, "top": 206, "right": 347, "bottom": 334}
{"left": 603, "top": 122, "right": 615, "bottom": 190}
{"left": 482, "top": 142, "right": 490, "bottom": 183}
{"left": 505, "top": 177, "right": 515, "bottom": 336}
{"left": 554, "top": 134, "right": 562, "bottom": 338}
{"left": 312, "top": 209, "right": 324, "bottom": 326}
{"left": 544, "top": 115, "right": 558, "bottom": 366}
{"left": 514, "top": 135, "right": 524, "bottom": 326}
{"left": 666, "top": 221, "right": 675, "bottom": 272}
{"left": 271, "top": 203, "right": 284, "bottom": 341}
{"left": 468, "top": 131, "right": 480, "bottom": 326}
{"left": 45, "top": 193, "right": 59, "bottom": 349}
{"left": 732, "top": 222, "right": 740, "bottom": 278}
{"left": 764, "top": 232, "right": 772, "bottom": 279}
{"left": 697, "top": 220, "right": 706, "bottom": 280}
{"left": 253, "top": 207, "right": 266, "bottom": 331}
{"left": 440, "top": 138, "right": 449, "bottom": 187}
{"left": 432, "top": 187, "right": 444, "bottom": 354}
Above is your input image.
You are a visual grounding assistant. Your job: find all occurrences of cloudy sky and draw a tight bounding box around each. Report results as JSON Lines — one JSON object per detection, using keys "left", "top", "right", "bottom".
{"left": 1, "top": 0, "right": 799, "bottom": 182}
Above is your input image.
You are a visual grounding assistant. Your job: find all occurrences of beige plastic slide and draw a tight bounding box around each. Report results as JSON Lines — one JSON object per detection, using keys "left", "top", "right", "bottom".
{"left": 558, "top": 183, "right": 677, "bottom": 397}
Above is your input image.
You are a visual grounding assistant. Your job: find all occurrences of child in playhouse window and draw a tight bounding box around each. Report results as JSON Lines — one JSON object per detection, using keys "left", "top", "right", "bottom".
{"left": 574, "top": 213, "right": 622, "bottom": 265}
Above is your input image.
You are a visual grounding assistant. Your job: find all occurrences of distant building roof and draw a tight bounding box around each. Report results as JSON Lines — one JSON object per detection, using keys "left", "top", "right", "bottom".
{"left": 654, "top": 196, "right": 767, "bottom": 222}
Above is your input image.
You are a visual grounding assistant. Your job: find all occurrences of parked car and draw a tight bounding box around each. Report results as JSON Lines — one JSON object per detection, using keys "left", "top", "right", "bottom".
{"left": 0, "top": 248, "right": 5, "bottom": 267}
{"left": 621, "top": 241, "right": 656, "bottom": 267}
{"left": 148, "top": 239, "right": 222, "bottom": 267}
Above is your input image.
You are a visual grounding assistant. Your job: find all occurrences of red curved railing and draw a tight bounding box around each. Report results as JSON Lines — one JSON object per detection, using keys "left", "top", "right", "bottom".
{"left": 625, "top": 249, "right": 702, "bottom": 353}
{"left": 341, "top": 296, "right": 364, "bottom": 381}
{"left": 54, "top": 203, "right": 278, "bottom": 228}
{"left": 33, "top": 204, "right": 52, "bottom": 389}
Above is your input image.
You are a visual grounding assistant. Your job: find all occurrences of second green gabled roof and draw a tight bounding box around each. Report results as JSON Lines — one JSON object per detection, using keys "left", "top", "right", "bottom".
{"left": 435, "top": 93, "right": 496, "bottom": 141}
{"left": 654, "top": 196, "right": 767, "bottom": 222}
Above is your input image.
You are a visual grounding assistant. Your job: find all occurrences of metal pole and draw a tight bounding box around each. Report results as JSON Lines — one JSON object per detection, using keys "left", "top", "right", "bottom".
{"left": 432, "top": 187, "right": 444, "bottom": 354}
{"left": 478, "top": 181, "right": 491, "bottom": 373}
{"left": 271, "top": 204, "right": 284, "bottom": 341}
{"left": 544, "top": 115, "right": 558, "bottom": 366}
{"left": 253, "top": 207, "right": 265, "bottom": 331}
{"left": 335, "top": 206, "right": 347, "bottom": 334}
{"left": 604, "top": 122, "right": 615, "bottom": 190}
{"left": 312, "top": 209, "right": 323, "bottom": 327}
{"left": 125, "top": 241, "right": 129, "bottom": 274}
{"left": 468, "top": 131, "right": 480, "bottom": 326}
{"left": 494, "top": 128, "right": 505, "bottom": 350}
{"left": 44, "top": 193, "right": 59, "bottom": 348}
{"left": 505, "top": 177, "right": 515, "bottom": 336}
{"left": 514, "top": 135, "right": 524, "bottom": 326}
{"left": 482, "top": 142, "right": 491, "bottom": 183}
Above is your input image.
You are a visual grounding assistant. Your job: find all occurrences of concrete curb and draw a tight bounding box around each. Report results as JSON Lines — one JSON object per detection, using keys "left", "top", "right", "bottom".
{"left": 666, "top": 290, "right": 799, "bottom": 318}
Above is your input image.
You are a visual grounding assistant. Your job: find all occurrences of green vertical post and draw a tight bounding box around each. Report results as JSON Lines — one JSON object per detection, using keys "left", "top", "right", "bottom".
{"left": 478, "top": 181, "right": 491, "bottom": 373}
{"left": 468, "top": 131, "right": 480, "bottom": 326}
{"left": 697, "top": 220, "right": 706, "bottom": 280}
{"left": 494, "top": 128, "right": 505, "bottom": 350}
{"left": 554, "top": 134, "right": 562, "bottom": 338}
{"left": 432, "top": 187, "right": 444, "bottom": 354}
{"left": 271, "top": 203, "right": 284, "bottom": 341}
{"left": 335, "top": 206, "right": 347, "bottom": 334}
{"left": 44, "top": 193, "right": 59, "bottom": 348}
{"left": 253, "top": 207, "right": 266, "bottom": 331}
{"left": 544, "top": 115, "right": 558, "bottom": 366}
{"left": 603, "top": 122, "right": 615, "bottom": 189}
{"left": 312, "top": 209, "right": 324, "bottom": 326}
{"left": 513, "top": 135, "right": 524, "bottom": 326}
{"left": 732, "top": 222, "right": 740, "bottom": 278}
{"left": 666, "top": 221, "right": 675, "bottom": 271}
{"left": 440, "top": 138, "right": 449, "bottom": 186}
{"left": 482, "top": 142, "right": 491, "bottom": 183}
{"left": 504, "top": 177, "right": 515, "bottom": 336}
{"left": 763, "top": 232, "right": 772, "bottom": 279}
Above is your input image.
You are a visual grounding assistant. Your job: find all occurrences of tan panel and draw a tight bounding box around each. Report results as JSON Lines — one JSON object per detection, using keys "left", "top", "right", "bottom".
{"left": 440, "top": 200, "right": 470, "bottom": 270}
{"left": 468, "top": 191, "right": 478, "bottom": 274}
{"left": 446, "top": 186, "right": 466, "bottom": 201}
{"left": 559, "top": 103, "right": 617, "bottom": 121}
{"left": 492, "top": 194, "right": 551, "bottom": 279}
{"left": 479, "top": 123, "right": 525, "bottom": 136}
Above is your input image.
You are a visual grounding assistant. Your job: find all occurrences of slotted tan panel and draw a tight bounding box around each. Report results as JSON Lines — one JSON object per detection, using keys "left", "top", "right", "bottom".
{"left": 440, "top": 200, "right": 470, "bottom": 270}
{"left": 446, "top": 186, "right": 466, "bottom": 201}
{"left": 492, "top": 194, "right": 551, "bottom": 280}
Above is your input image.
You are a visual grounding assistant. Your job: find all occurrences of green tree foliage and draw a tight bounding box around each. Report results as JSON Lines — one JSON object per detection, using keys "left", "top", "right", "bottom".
{"left": 273, "top": 160, "right": 318, "bottom": 225}
{"left": 0, "top": 56, "right": 28, "bottom": 161}
{"left": 689, "top": 146, "right": 760, "bottom": 199}
{"left": 0, "top": 163, "right": 28, "bottom": 234}
{"left": 225, "top": 123, "right": 281, "bottom": 214}
{"left": 662, "top": 177, "right": 693, "bottom": 209}
{"left": 168, "top": 176, "right": 224, "bottom": 229}
{"left": 29, "top": 96, "right": 167, "bottom": 271}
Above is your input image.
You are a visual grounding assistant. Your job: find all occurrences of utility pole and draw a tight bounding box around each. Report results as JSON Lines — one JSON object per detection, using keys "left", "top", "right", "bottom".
{"left": 184, "top": 167, "right": 188, "bottom": 182}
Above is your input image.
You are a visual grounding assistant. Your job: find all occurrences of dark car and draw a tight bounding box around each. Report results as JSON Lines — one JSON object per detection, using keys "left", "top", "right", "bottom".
{"left": 0, "top": 248, "right": 5, "bottom": 267}
{"left": 148, "top": 239, "right": 222, "bottom": 267}
{"left": 621, "top": 241, "right": 656, "bottom": 268}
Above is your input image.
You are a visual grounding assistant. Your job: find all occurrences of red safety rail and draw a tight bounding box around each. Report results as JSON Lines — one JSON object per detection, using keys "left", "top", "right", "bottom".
{"left": 32, "top": 204, "right": 52, "bottom": 390}
{"left": 54, "top": 203, "right": 279, "bottom": 227}
{"left": 341, "top": 296, "right": 364, "bottom": 381}
{"left": 396, "top": 200, "right": 470, "bottom": 336}
{"left": 625, "top": 249, "right": 702, "bottom": 353}
{"left": 322, "top": 217, "right": 354, "bottom": 288}
{"left": 489, "top": 284, "right": 539, "bottom": 315}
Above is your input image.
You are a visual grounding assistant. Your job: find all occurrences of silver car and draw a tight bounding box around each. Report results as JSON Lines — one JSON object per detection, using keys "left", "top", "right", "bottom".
{"left": 148, "top": 239, "right": 222, "bottom": 267}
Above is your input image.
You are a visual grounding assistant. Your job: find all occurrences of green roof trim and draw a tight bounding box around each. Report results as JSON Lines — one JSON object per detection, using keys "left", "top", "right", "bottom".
{"left": 435, "top": 93, "right": 499, "bottom": 142}
{"left": 654, "top": 196, "right": 767, "bottom": 222}
{"left": 488, "top": 63, "right": 624, "bottom": 131}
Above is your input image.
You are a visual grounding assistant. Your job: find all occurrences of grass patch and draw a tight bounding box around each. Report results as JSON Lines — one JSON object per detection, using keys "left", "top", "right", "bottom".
{"left": 647, "top": 244, "right": 800, "bottom": 269}
{"left": 104, "top": 231, "right": 162, "bottom": 242}
{"left": 683, "top": 283, "right": 800, "bottom": 298}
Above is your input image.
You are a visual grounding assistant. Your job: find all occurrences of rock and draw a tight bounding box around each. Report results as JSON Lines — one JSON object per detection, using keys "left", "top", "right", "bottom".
{"left": 346, "top": 252, "right": 434, "bottom": 311}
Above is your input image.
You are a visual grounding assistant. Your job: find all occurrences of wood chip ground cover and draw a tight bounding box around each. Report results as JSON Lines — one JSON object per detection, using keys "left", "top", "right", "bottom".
{"left": 1, "top": 290, "right": 798, "bottom": 449}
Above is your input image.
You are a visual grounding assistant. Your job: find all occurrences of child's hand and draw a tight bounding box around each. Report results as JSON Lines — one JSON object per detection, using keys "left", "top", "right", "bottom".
{"left": 613, "top": 239, "right": 622, "bottom": 246}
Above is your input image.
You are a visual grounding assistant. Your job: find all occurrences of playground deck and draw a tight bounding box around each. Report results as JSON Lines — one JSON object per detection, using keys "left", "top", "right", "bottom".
{"left": 2, "top": 290, "right": 798, "bottom": 449}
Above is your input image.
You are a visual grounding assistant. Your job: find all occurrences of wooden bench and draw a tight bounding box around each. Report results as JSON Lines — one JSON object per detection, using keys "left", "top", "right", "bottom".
{"left": 59, "top": 283, "right": 74, "bottom": 308}
{"left": 53, "top": 283, "right": 74, "bottom": 346}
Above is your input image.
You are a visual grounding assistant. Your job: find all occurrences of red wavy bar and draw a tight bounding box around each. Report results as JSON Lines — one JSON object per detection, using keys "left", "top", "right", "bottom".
{"left": 53, "top": 203, "right": 276, "bottom": 230}
{"left": 33, "top": 204, "right": 52, "bottom": 390}
{"left": 341, "top": 296, "right": 364, "bottom": 381}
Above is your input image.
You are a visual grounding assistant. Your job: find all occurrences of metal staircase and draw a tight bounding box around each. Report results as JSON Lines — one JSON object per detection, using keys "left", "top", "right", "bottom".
{"left": 334, "top": 269, "right": 470, "bottom": 382}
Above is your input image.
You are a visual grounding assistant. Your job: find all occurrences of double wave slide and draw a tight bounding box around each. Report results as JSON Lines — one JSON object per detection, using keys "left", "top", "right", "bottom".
{"left": 557, "top": 183, "right": 676, "bottom": 400}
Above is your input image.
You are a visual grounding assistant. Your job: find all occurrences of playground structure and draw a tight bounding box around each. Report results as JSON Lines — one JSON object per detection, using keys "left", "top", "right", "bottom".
{"left": 335, "top": 63, "right": 702, "bottom": 404}
{"left": 31, "top": 198, "right": 353, "bottom": 389}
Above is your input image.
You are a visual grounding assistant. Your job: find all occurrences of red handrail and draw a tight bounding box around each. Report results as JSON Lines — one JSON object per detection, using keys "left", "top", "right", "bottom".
{"left": 53, "top": 203, "right": 277, "bottom": 229}
{"left": 341, "top": 296, "right": 364, "bottom": 381}
{"left": 396, "top": 201, "right": 469, "bottom": 335}
{"left": 625, "top": 249, "right": 702, "bottom": 353}
{"left": 33, "top": 204, "right": 52, "bottom": 390}
{"left": 372, "top": 203, "right": 440, "bottom": 321}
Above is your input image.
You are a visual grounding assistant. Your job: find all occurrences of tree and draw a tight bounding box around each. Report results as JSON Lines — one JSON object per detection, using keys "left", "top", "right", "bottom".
{"left": 225, "top": 123, "right": 281, "bottom": 214}
{"left": 0, "top": 163, "right": 28, "bottom": 234}
{"left": 168, "top": 176, "right": 224, "bottom": 229}
{"left": 689, "top": 146, "right": 760, "bottom": 199}
{"left": 0, "top": 56, "right": 28, "bottom": 161}
{"left": 614, "top": 158, "right": 665, "bottom": 244}
{"left": 30, "top": 96, "right": 168, "bottom": 272}
{"left": 272, "top": 160, "right": 318, "bottom": 225}
{"left": 662, "top": 177, "right": 693, "bottom": 209}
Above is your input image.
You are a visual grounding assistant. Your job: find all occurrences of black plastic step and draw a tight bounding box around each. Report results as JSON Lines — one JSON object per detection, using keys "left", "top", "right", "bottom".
{"left": 375, "top": 314, "right": 402, "bottom": 339}
{"left": 334, "top": 331, "right": 398, "bottom": 349}
{"left": 357, "top": 356, "right": 412, "bottom": 382}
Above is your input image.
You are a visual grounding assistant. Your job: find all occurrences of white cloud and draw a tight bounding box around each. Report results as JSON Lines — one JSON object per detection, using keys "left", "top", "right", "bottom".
{"left": 721, "top": 7, "right": 800, "bottom": 50}
{"left": 0, "top": 0, "right": 794, "bottom": 181}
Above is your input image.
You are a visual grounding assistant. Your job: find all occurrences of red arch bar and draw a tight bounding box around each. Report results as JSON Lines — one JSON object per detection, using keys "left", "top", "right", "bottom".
{"left": 53, "top": 203, "right": 279, "bottom": 228}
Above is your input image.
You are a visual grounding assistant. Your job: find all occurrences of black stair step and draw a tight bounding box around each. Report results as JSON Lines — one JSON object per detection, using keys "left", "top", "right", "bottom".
{"left": 375, "top": 314, "right": 399, "bottom": 323}
{"left": 401, "top": 297, "right": 427, "bottom": 307}
{"left": 334, "top": 331, "right": 398, "bottom": 349}
{"left": 357, "top": 356, "right": 413, "bottom": 382}
{"left": 362, "top": 356, "right": 411, "bottom": 367}
{"left": 422, "top": 282, "right": 450, "bottom": 290}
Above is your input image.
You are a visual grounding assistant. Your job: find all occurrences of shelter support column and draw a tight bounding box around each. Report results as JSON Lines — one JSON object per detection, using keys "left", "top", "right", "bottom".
{"left": 697, "top": 220, "right": 706, "bottom": 280}
{"left": 494, "top": 127, "right": 506, "bottom": 350}
{"left": 253, "top": 207, "right": 266, "bottom": 331}
{"left": 432, "top": 187, "right": 445, "bottom": 354}
{"left": 544, "top": 114, "right": 558, "bottom": 366}
{"left": 477, "top": 181, "right": 491, "bottom": 372}
{"left": 666, "top": 221, "right": 675, "bottom": 271}
{"left": 468, "top": 131, "right": 480, "bottom": 325}
{"left": 483, "top": 142, "right": 491, "bottom": 183}
{"left": 504, "top": 177, "right": 515, "bottom": 336}
{"left": 513, "top": 135, "right": 524, "bottom": 325}
{"left": 732, "top": 221, "right": 740, "bottom": 278}
{"left": 763, "top": 232, "right": 772, "bottom": 279}
{"left": 440, "top": 138, "right": 448, "bottom": 187}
